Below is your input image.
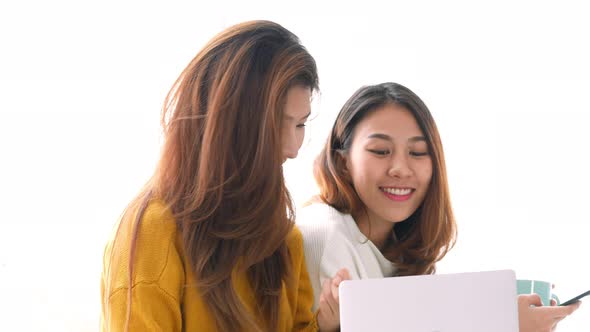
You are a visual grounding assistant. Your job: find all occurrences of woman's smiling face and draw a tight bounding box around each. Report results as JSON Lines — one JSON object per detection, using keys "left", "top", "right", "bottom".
{"left": 344, "top": 103, "right": 433, "bottom": 230}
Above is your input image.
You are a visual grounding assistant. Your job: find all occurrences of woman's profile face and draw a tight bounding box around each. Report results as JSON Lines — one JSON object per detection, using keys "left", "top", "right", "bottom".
{"left": 281, "top": 85, "right": 312, "bottom": 162}
{"left": 344, "top": 103, "right": 433, "bottom": 228}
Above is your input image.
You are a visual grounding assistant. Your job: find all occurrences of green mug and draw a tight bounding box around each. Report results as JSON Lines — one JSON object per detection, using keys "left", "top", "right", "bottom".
{"left": 517, "top": 279, "right": 560, "bottom": 306}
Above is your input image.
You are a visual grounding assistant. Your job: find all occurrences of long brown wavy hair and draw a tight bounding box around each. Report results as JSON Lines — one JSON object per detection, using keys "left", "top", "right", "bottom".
{"left": 122, "top": 20, "right": 318, "bottom": 331}
{"left": 313, "top": 82, "right": 456, "bottom": 276}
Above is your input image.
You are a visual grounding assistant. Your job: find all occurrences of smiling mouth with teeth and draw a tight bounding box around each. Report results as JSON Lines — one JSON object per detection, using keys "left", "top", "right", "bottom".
{"left": 380, "top": 187, "right": 414, "bottom": 201}
{"left": 381, "top": 187, "right": 412, "bottom": 195}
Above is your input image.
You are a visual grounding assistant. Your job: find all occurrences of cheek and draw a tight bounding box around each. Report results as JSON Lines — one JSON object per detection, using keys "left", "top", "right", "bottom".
{"left": 348, "top": 156, "right": 377, "bottom": 186}
{"left": 296, "top": 129, "right": 305, "bottom": 148}
{"left": 280, "top": 126, "right": 289, "bottom": 150}
{"left": 417, "top": 161, "right": 433, "bottom": 188}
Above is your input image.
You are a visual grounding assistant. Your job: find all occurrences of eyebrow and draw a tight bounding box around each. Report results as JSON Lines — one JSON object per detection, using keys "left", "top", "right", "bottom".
{"left": 285, "top": 111, "right": 311, "bottom": 121}
{"left": 367, "top": 133, "right": 427, "bottom": 143}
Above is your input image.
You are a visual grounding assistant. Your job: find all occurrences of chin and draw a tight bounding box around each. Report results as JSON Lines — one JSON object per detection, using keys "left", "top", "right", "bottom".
{"left": 389, "top": 218, "right": 408, "bottom": 224}
{"left": 384, "top": 213, "right": 412, "bottom": 224}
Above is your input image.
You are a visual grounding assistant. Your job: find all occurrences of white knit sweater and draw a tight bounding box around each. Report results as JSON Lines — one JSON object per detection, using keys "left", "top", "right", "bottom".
{"left": 296, "top": 203, "right": 396, "bottom": 310}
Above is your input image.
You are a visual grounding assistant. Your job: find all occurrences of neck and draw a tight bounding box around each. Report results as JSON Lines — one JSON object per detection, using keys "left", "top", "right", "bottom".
{"left": 352, "top": 210, "right": 395, "bottom": 251}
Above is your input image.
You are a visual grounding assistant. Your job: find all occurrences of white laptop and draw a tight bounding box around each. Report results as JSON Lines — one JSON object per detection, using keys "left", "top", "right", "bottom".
{"left": 339, "top": 269, "right": 518, "bottom": 332}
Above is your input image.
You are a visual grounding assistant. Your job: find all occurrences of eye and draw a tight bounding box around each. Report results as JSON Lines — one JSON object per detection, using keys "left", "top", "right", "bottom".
{"left": 409, "top": 151, "right": 429, "bottom": 157}
{"left": 367, "top": 149, "right": 390, "bottom": 156}
{"left": 296, "top": 123, "right": 306, "bottom": 128}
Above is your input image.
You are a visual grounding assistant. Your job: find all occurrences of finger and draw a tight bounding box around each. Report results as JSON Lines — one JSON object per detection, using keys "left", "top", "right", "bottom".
{"left": 535, "top": 305, "right": 578, "bottom": 319}
{"left": 318, "top": 296, "right": 335, "bottom": 320}
{"left": 524, "top": 293, "right": 543, "bottom": 307}
{"left": 337, "top": 268, "right": 351, "bottom": 281}
{"left": 331, "top": 275, "right": 343, "bottom": 302}
{"left": 564, "top": 300, "right": 582, "bottom": 313}
{"left": 326, "top": 279, "right": 340, "bottom": 306}
{"left": 550, "top": 298, "right": 557, "bottom": 306}
{"left": 553, "top": 300, "right": 582, "bottom": 316}
{"left": 330, "top": 269, "right": 352, "bottom": 303}
{"left": 320, "top": 280, "right": 337, "bottom": 316}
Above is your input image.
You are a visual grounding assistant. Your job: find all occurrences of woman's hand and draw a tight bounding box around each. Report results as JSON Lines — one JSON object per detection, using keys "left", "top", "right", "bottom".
{"left": 518, "top": 294, "right": 581, "bottom": 332}
{"left": 317, "top": 268, "right": 351, "bottom": 332}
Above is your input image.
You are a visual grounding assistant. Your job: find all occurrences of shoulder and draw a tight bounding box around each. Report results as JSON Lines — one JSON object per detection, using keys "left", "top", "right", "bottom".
{"left": 104, "top": 199, "right": 182, "bottom": 291}
{"left": 116, "top": 199, "right": 178, "bottom": 250}
{"left": 296, "top": 203, "right": 348, "bottom": 239}
{"left": 283, "top": 226, "right": 307, "bottom": 270}
{"left": 137, "top": 199, "right": 177, "bottom": 236}
{"left": 297, "top": 203, "right": 366, "bottom": 259}
{"left": 295, "top": 203, "right": 356, "bottom": 265}
{"left": 297, "top": 202, "right": 343, "bottom": 224}
{"left": 286, "top": 225, "right": 303, "bottom": 248}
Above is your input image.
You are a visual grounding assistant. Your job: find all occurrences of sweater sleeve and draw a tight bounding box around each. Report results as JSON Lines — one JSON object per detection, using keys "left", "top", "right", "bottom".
{"left": 103, "top": 283, "right": 182, "bottom": 331}
{"left": 289, "top": 226, "right": 320, "bottom": 332}
{"left": 101, "top": 200, "right": 185, "bottom": 332}
{"left": 297, "top": 204, "right": 364, "bottom": 311}
{"left": 297, "top": 204, "right": 333, "bottom": 312}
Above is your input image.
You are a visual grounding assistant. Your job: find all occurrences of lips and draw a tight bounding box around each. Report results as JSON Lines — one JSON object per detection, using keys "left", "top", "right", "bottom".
{"left": 380, "top": 187, "right": 414, "bottom": 201}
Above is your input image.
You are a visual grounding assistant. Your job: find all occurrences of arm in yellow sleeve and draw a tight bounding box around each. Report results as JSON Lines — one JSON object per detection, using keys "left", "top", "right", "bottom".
{"left": 103, "top": 283, "right": 182, "bottom": 332}
{"left": 291, "top": 227, "right": 320, "bottom": 332}
{"left": 101, "top": 201, "right": 185, "bottom": 332}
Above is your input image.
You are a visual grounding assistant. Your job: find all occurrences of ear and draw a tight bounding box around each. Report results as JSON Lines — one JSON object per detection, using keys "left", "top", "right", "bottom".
{"left": 335, "top": 150, "right": 352, "bottom": 179}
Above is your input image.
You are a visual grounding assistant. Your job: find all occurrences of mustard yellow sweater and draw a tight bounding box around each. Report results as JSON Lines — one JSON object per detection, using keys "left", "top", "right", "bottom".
{"left": 101, "top": 200, "right": 319, "bottom": 331}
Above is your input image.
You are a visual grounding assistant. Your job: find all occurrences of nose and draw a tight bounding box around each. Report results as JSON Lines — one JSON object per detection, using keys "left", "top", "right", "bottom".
{"left": 282, "top": 128, "right": 299, "bottom": 161}
{"left": 387, "top": 153, "right": 412, "bottom": 178}
{"left": 283, "top": 148, "right": 298, "bottom": 160}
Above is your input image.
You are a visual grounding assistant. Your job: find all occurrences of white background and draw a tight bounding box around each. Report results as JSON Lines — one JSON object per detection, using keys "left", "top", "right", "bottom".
{"left": 1, "top": 0, "right": 589, "bottom": 331}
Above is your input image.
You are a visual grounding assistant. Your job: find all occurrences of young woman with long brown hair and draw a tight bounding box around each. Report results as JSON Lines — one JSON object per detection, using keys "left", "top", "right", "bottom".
{"left": 297, "top": 82, "right": 580, "bottom": 331}
{"left": 101, "top": 20, "right": 330, "bottom": 331}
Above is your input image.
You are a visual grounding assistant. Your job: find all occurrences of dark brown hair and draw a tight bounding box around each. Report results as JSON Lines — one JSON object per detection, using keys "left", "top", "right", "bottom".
{"left": 123, "top": 20, "right": 318, "bottom": 331}
{"left": 313, "top": 82, "right": 455, "bottom": 276}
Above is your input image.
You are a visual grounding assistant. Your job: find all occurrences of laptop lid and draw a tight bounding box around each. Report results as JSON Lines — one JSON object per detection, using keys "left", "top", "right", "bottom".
{"left": 339, "top": 269, "right": 518, "bottom": 332}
